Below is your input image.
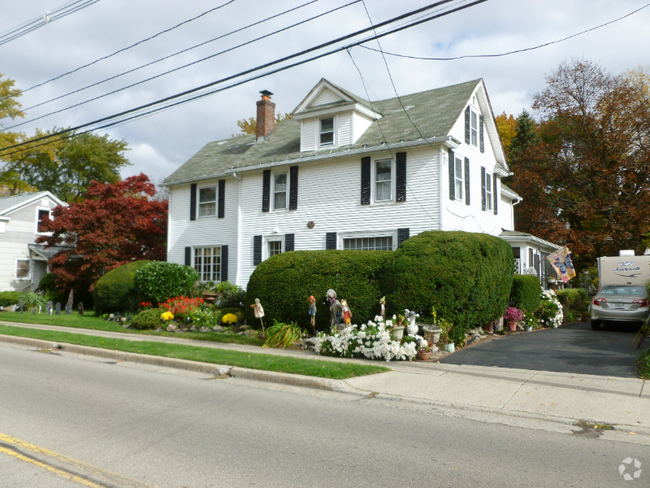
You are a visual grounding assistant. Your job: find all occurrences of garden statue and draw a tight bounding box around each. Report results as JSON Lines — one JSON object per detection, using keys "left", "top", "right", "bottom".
{"left": 379, "top": 296, "right": 386, "bottom": 320}
{"left": 46, "top": 301, "right": 53, "bottom": 316}
{"left": 55, "top": 302, "right": 61, "bottom": 315}
{"left": 308, "top": 295, "right": 317, "bottom": 336}
{"left": 341, "top": 299, "right": 352, "bottom": 326}
{"left": 327, "top": 289, "right": 342, "bottom": 330}
{"left": 250, "top": 298, "right": 265, "bottom": 337}
{"left": 405, "top": 309, "right": 420, "bottom": 335}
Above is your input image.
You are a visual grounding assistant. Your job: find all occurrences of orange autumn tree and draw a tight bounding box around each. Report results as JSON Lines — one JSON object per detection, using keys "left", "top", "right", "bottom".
{"left": 37, "top": 174, "right": 167, "bottom": 295}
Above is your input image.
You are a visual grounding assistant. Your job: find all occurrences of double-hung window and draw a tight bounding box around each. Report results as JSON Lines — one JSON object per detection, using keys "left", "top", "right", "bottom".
{"left": 36, "top": 209, "right": 52, "bottom": 233}
{"left": 199, "top": 187, "right": 217, "bottom": 217}
{"left": 319, "top": 117, "right": 334, "bottom": 146}
{"left": 485, "top": 171, "right": 493, "bottom": 211}
{"left": 470, "top": 109, "right": 479, "bottom": 147}
{"left": 274, "top": 173, "right": 287, "bottom": 210}
{"left": 454, "top": 157, "right": 464, "bottom": 201}
{"left": 16, "top": 259, "right": 29, "bottom": 279}
{"left": 194, "top": 246, "right": 221, "bottom": 282}
{"left": 268, "top": 240, "right": 282, "bottom": 257}
{"left": 375, "top": 159, "right": 392, "bottom": 202}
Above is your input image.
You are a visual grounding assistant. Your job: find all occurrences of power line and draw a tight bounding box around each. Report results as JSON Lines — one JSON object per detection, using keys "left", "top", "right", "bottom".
{"left": 0, "top": 0, "right": 101, "bottom": 47}
{"left": 0, "top": 0, "right": 486, "bottom": 156}
{"left": 2, "top": 0, "right": 360, "bottom": 132}
{"left": 359, "top": 2, "right": 650, "bottom": 61}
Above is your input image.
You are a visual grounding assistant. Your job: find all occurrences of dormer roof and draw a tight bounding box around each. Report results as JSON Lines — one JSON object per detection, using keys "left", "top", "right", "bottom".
{"left": 293, "top": 78, "right": 381, "bottom": 121}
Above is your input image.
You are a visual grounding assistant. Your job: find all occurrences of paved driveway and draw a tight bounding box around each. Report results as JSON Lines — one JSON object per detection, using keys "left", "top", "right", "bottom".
{"left": 439, "top": 322, "right": 649, "bottom": 378}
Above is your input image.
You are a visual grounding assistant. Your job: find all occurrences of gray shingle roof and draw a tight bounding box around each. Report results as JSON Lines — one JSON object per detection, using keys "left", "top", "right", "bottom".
{"left": 0, "top": 191, "right": 51, "bottom": 215}
{"left": 164, "top": 79, "right": 480, "bottom": 186}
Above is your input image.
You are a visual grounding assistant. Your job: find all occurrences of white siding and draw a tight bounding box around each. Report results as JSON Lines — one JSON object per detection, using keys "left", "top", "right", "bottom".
{"left": 351, "top": 112, "right": 374, "bottom": 143}
{"left": 338, "top": 111, "right": 352, "bottom": 146}
{"left": 300, "top": 119, "right": 316, "bottom": 152}
{"left": 312, "top": 89, "right": 342, "bottom": 106}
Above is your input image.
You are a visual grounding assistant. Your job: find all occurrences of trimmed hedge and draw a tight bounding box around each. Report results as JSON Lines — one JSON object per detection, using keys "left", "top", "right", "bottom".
{"left": 93, "top": 260, "right": 152, "bottom": 316}
{"left": 131, "top": 308, "right": 165, "bottom": 330}
{"left": 0, "top": 291, "right": 23, "bottom": 307}
{"left": 383, "top": 231, "right": 514, "bottom": 337}
{"left": 509, "top": 275, "right": 542, "bottom": 312}
{"left": 245, "top": 250, "right": 393, "bottom": 330}
{"left": 134, "top": 261, "right": 200, "bottom": 305}
{"left": 555, "top": 288, "right": 589, "bottom": 313}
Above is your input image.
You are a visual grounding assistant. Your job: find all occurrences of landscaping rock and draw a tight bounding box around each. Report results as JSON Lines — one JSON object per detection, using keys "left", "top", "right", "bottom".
{"left": 199, "top": 326, "right": 211, "bottom": 333}
{"left": 167, "top": 324, "right": 178, "bottom": 332}
{"left": 213, "top": 325, "right": 225, "bottom": 332}
{"left": 466, "top": 335, "right": 481, "bottom": 346}
{"left": 301, "top": 337, "right": 319, "bottom": 351}
{"left": 122, "top": 323, "right": 131, "bottom": 329}
{"left": 239, "top": 325, "right": 251, "bottom": 331}
{"left": 189, "top": 325, "right": 198, "bottom": 332}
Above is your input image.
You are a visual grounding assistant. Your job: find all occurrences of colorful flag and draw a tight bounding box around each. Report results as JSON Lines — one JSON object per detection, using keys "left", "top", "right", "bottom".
{"left": 548, "top": 247, "right": 576, "bottom": 283}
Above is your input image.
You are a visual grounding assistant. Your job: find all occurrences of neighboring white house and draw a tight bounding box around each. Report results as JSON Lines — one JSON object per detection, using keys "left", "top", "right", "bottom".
{"left": 163, "top": 78, "right": 554, "bottom": 289}
{"left": 0, "top": 191, "right": 67, "bottom": 292}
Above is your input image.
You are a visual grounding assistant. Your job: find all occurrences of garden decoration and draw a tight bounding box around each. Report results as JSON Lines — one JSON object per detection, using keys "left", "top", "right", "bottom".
{"left": 66, "top": 289, "right": 74, "bottom": 315}
{"left": 251, "top": 298, "right": 266, "bottom": 337}
{"left": 78, "top": 302, "right": 84, "bottom": 315}
{"left": 308, "top": 295, "right": 317, "bottom": 335}
{"left": 421, "top": 325, "right": 441, "bottom": 352}
{"left": 417, "top": 339, "right": 431, "bottom": 360}
{"left": 327, "top": 289, "right": 342, "bottom": 331}
{"left": 18, "top": 300, "right": 23, "bottom": 313}
{"left": 341, "top": 299, "right": 352, "bottom": 326}
{"left": 405, "top": 309, "right": 420, "bottom": 335}
{"left": 379, "top": 296, "right": 386, "bottom": 320}
{"left": 55, "top": 302, "right": 61, "bottom": 315}
{"left": 504, "top": 306, "right": 524, "bottom": 331}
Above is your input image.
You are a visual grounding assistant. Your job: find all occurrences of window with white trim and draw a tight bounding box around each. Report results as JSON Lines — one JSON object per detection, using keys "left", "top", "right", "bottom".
{"left": 470, "top": 109, "right": 479, "bottom": 147}
{"left": 343, "top": 236, "right": 393, "bottom": 251}
{"left": 454, "top": 157, "right": 464, "bottom": 200}
{"left": 268, "top": 240, "right": 282, "bottom": 257}
{"left": 319, "top": 117, "right": 334, "bottom": 146}
{"left": 16, "top": 259, "right": 29, "bottom": 279}
{"left": 194, "top": 246, "right": 221, "bottom": 282}
{"left": 375, "top": 159, "right": 392, "bottom": 202}
{"left": 485, "top": 171, "right": 493, "bottom": 211}
{"left": 198, "top": 187, "right": 217, "bottom": 217}
{"left": 36, "top": 209, "right": 52, "bottom": 233}
{"left": 273, "top": 173, "right": 287, "bottom": 210}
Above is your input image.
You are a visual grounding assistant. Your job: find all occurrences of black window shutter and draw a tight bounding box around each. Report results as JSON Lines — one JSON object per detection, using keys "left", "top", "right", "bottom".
{"left": 253, "top": 235, "right": 262, "bottom": 265}
{"left": 396, "top": 152, "right": 406, "bottom": 202}
{"left": 285, "top": 233, "right": 294, "bottom": 252}
{"left": 185, "top": 246, "right": 192, "bottom": 266}
{"left": 218, "top": 179, "right": 225, "bottom": 218}
{"left": 464, "top": 157, "right": 470, "bottom": 206}
{"left": 493, "top": 174, "right": 498, "bottom": 215}
{"left": 479, "top": 115, "right": 485, "bottom": 153}
{"left": 262, "top": 170, "right": 271, "bottom": 212}
{"left": 464, "top": 106, "right": 470, "bottom": 145}
{"left": 398, "top": 228, "right": 410, "bottom": 247}
{"left": 481, "top": 166, "right": 486, "bottom": 211}
{"left": 190, "top": 184, "right": 197, "bottom": 221}
{"left": 221, "top": 245, "right": 228, "bottom": 282}
{"left": 448, "top": 149, "right": 455, "bottom": 200}
{"left": 361, "top": 157, "right": 371, "bottom": 205}
{"left": 326, "top": 232, "right": 337, "bottom": 250}
{"left": 289, "top": 166, "right": 298, "bottom": 210}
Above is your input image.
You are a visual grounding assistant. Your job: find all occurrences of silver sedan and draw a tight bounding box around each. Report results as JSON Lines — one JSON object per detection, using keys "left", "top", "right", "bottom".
{"left": 590, "top": 284, "right": 649, "bottom": 329}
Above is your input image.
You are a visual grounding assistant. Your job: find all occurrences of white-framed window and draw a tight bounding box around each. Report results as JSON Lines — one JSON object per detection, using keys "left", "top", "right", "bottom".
{"left": 36, "top": 209, "right": 52, "bottom": 234}
{"left": 194, "top": 246, "right": 222, "bottom": 282}
{"left": 198, "top": 186, "right": 217, "bottom": 217}
{"left": 454, "top": 156, "right": 464, "bottom": 200}
{"left": 268, "top": 239, "right": 282, "bottom": 257}
{"left": 485, "top": 171, "right": 493, "bottom": 211}
{"left": 16, "top": 259, "right": 29, "bottom": 279}
{"left": 470, "top": 108, "right": 479, "bottom": 147}
{"left": 273, "top": 173, "right": 288, "bottom": 210}
{"left": 319, "top": 117, "right": 334, "bottom": 147}
{"left": 343, "top": 236, "right": 393, "bottom": 251}
{"left": 375, "top": 159, "right": 392, "bottom": 202}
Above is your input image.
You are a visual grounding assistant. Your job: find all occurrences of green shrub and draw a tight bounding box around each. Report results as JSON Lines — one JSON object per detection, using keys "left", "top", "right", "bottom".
{"left": 383, "top": 231, "right": 514, "bottom": 342}
{"left": 509, "top": 275, "right": 542, "bottom": 312}
{"left": 37, "top": 273, "right": 68, "bottom": 304}
{"left": 213, "top": 281, "right": 246, "bottom": 308}
{"left": 134, "top": 261, "right": 199, "bottom": 305}
{"left": 93, "top": 260, "right": 152, "bottom": 316}
{"left": 0, "top": 291, "right": 23, "bottom": 307}
{"left": 131, "top": 308, "right": 165, "bottom": 330}
{"left": 20, "top": 292, "right": 48, "bottom": 312}
{"left": 246, "top": 250, "right": 393, "bottom": 330}
{"left": 263, "top": 319, "right": 305, "bottom": 348}
{"left": 555, "top": 288, "right": 589, "bottom": 313}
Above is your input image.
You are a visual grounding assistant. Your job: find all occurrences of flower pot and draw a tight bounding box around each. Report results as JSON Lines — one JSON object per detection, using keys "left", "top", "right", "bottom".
{"left": 417, "top": 350, "right": 431, "bottom": 361}
{"left": 484, "top": 323, "right": 494, "bottom": 334}
{"left": 444, "top": 343, "right": 455, "bottom": 353}
{"left": 508, "top": 320, "right": 517, "bottom": 332}
{"left": 391, "top": 326, "right": 405, "bottom": 341}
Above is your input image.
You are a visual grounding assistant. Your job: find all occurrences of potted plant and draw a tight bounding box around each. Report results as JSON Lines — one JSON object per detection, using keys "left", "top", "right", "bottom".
{"left": 391, "top": 314, "right": 406, "bottom": 340}
{"left": 504, "top": 306, "right": 524, "bottom": 331}
{"left": 417, "top": 343, "right": 432, "bottom": 361}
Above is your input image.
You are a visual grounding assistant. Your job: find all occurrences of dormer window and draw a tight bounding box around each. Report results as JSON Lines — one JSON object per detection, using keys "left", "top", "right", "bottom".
{"left": 319, "top": 117, "right": 334, "bottom": 146}
{"left": 470, "top": 109, "right": 479, "bottom": 147}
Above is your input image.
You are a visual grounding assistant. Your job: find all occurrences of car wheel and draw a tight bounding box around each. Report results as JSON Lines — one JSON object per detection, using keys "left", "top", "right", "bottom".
{"left": 590, "top": 320, "right": 601, "bottom": 330}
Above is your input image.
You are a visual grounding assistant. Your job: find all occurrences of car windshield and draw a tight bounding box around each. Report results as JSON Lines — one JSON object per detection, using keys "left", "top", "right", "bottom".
{"left": 599, "top": 285, "right": 646, "bottom": 296}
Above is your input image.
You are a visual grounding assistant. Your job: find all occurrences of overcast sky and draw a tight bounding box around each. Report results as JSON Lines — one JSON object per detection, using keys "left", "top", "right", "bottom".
{"left": 1, "top": 0, "right": 649, "bottom": 185}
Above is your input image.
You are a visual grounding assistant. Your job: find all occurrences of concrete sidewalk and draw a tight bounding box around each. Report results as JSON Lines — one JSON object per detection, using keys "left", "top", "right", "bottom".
{"left": 1, "top": 320, "right": 648, "bottom": 439}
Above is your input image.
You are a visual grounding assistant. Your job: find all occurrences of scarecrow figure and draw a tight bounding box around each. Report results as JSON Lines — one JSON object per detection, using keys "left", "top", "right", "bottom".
{"left": 326, "top": 289, "right": 342, "bottom": 331}
{"left": 250, "top": 298, "right": 265, "bottom": 337}
{"left": 308, "top": 295, "right": 317, "bottom": 336}
{"left": 341, "top": 299, "right": 352, "bottom": 326}
{"left": 379, "top": 296, "right": 386, "bottom": 320}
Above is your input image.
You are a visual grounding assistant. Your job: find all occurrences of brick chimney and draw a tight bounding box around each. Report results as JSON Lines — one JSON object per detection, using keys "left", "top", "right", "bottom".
{"left": 256, "top": 90, "right": 276, "bottom": 142}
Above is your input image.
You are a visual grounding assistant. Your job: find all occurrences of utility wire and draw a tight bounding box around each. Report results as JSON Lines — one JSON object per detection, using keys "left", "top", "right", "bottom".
{"left": 359, "top": 2, "right": 650, "bottom": 61}
{"left": 0, "top": 0, "right": 101, "bottom": 47}
{"left": 0, "top": 0, "right": 486, "bottom": 156}
{"left": 2, "top": 0, "right": 359, "bottom": 131}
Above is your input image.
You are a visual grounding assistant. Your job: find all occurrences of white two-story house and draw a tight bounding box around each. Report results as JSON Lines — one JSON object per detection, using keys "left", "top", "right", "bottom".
{"left": 164, "top": 78, "right": 556, "bottom": 289}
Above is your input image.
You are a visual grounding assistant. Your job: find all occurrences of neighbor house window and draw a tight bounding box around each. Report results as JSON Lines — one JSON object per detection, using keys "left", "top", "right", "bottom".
{"left": 320, "top": 117, "right": 334, "bottom": 146}
{"left": 375, "top": 159, "right": 392, "bottom": 201}
{"left": 343, "top": 236, "right": 393, "bottom": 251}
{"left": 268, "top": 240, "right": 282, "bottom": 257}
{"left": 16, "top": 259, "right": 29, "bottom": 279}
{"left": 274, "top": 173, "right": 287, "bottom": 210}
{"left": 470, "top": 109, "right": 479, "bottom": 147}
{"left": 454, "top": 157, "right": 464, "bottom": 200}
{"left": 199, "top": 187, "right": 217, "bottom": 217}
{"left": 194, "top": 246, "right": 221, "bottom": 282}
{"left": 36, "top": 209, "right": 51, "bottom": 233}
{"left": 485, "top": 171, "right": 493, "bottom": 211}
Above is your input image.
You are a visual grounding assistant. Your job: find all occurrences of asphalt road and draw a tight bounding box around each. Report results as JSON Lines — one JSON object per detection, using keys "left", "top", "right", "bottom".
{"left": 440, "top": 322, "right": 649, "bottom": 377}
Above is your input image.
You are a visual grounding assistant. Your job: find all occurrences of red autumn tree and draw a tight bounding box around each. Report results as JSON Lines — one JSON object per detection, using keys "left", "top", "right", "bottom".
{"left": 37, "top": 173, "right": 168, "bottom": 293}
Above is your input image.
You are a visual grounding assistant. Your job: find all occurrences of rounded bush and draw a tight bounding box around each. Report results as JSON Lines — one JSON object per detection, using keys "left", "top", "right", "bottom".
{"left": 245, "top": 250, "right": 393, "bottom": 330}
{"left": 0, "top": 291, "right": 23, "bottom": 307}
{"left": 509, "top": 275, "right": 542, "bottom": 312}
{"left": 93, "top": 260, "right": 152, "bottom": 316}
{"left": 134, "top": 261, "right": 200, "bottom": 305}
{"left": 383, "top": 231, "right": 514, "bottom": 338}
{"left": 131, "top": 308, "right": 165, "bottom": 330}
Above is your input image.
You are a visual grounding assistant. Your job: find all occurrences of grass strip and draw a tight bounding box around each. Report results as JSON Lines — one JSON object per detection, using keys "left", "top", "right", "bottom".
{"left": 0, "top": 325, "right": 389, "bottom": 379}
{"left": 637, "top": 348, "right": 650, "bottom": 379}
{"left": 0, "top": 312, "right": 264, "bottom": 346}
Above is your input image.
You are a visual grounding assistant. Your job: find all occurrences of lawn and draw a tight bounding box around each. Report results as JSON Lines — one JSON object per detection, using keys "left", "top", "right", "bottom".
{"left": 0, "top": 324, "right": 389, "bottom": 379}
